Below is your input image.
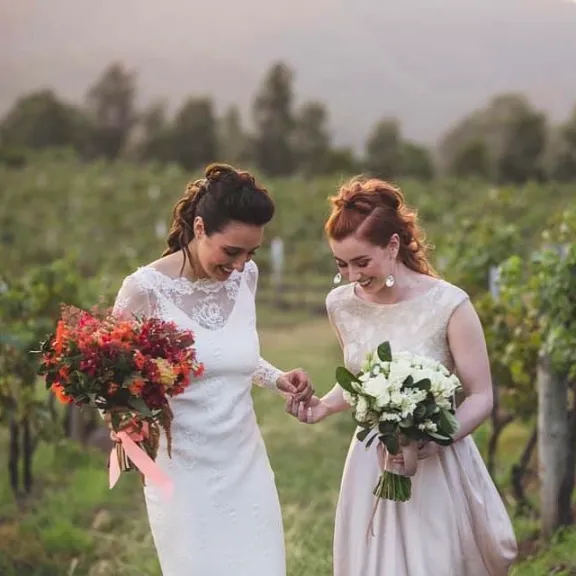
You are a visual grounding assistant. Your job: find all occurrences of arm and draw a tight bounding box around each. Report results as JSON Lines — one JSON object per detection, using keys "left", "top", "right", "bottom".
{"left": 246, "top": 261, "right": 312, "bottom": 399}
{"left": 448, "top": 299, "right": 494, "bottom": 442}
{"left": 320, "top": 312, "right": 351, "bottom": 416}
{"left": 101, "top": 274, "right": 153, "bottom": 425}
{"left": 287, "top": 296, "right": 350, "bottom": 422}
{"left": 112, "top": 274, "right": 154, "bottom": 319}
{"left": 252, "top": 358, "right": 284, "bottom": 394}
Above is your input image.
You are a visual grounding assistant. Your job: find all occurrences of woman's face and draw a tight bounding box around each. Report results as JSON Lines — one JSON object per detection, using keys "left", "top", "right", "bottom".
{"left": 193, "top": 219, "right": 264, "bottom": 281}
{"left": 329, "top": 233, "right": 399, "bottom": 294}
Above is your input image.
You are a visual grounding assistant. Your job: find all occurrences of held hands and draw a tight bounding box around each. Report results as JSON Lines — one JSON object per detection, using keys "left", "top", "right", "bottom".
{"left": 276, "top": 368, "right": 315, "bottom": 403}
{"left": 285, "top": 395, "right": 330, "bottom": 424}
{"left": 277, "top": 368, "right": 330, "bottom": 424}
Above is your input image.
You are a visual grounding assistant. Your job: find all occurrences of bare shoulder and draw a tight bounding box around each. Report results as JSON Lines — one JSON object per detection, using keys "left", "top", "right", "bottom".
{"left": 145, "top": 253, "right": 185, "bottom": 278}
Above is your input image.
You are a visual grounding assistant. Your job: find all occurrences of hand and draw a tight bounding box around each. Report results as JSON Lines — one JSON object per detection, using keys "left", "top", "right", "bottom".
{"left": 416, "top": 441, "right": 442, "bottom": 460}
{"left": 387, "top": 440, "right": 441, "bottom": 466}
{"left": 104, "top": 413, "right": 119, "bottom": 442}
{"left": 277, "top": 368, "right": 314, "bottom": 403}
{"left": 285, "top": 395, "right": 330, "bottom": 424}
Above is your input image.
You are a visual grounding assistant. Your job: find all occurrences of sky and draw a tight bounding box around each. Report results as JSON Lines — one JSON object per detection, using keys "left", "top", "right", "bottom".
{"left": 2, "top": 0, "right": 576, "bottom": 146}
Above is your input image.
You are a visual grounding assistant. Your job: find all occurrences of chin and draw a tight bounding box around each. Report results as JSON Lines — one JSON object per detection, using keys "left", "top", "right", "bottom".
{"left": 358, "top": 279, "right": 383, "bottom": 293}
{"left": 213, "top": 266, "right": 233, "bottom": 281}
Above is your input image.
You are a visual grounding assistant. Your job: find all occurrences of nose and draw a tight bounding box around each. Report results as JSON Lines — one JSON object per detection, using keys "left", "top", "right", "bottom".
{"left": 232, "top": 255, "right": 247, "bottom": 272}
{"left": 348, "top": 268, "right": 362, "bottom": 282}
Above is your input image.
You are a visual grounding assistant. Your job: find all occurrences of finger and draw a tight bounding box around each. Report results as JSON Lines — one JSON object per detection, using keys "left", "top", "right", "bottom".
{"left": 279, "top": 378, "right": 297, "bottom": 395}
{"left": 417, "top": 448, "right": 429, "bottom": 460}
{"left": 296, "top": 386, "right": 313, "bottom": 403}
{"left": 297, "top": 401, "right": 308, "bottom": 423}
{"left": 295, "top": 374, "right": 308, "bottom": 392}
{"left": 303, "top": 385, "right": 315, "bottom": 401}
{"left": 285, "top": 397, "right": 297, "bottom": 417}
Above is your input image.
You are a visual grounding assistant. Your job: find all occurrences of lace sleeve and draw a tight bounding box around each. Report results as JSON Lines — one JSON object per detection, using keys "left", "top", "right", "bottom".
{"left": 112, "top": 273, "right": 155, "bottom": 319}
{"left": 252, "top": 358, "right": 284, "bottom": 392}
{"left": 244, "top": 260, "right": 285, "bottom": 392}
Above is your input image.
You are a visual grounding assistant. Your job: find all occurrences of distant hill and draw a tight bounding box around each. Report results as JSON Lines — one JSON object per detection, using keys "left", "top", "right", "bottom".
{"left": 2, "top": 0, "right": 576, "bottom": 147}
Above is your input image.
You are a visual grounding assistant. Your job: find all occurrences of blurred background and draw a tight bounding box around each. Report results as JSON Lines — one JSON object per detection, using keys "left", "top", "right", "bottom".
{"left": 1, "top": 1, "right": 575, "bottom": 574}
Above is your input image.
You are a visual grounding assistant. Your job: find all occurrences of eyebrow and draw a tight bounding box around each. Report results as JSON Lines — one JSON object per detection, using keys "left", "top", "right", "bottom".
{"left": 225, "top": 245, "right": 261, "bottom": 251}
{"left": 335, "top": 255, "right": 370, "bottom": 263}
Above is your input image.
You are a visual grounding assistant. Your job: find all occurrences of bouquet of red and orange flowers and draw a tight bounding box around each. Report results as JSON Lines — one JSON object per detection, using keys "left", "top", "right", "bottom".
{"left": 37, "top": 305, "right": 204, "bottom": 493}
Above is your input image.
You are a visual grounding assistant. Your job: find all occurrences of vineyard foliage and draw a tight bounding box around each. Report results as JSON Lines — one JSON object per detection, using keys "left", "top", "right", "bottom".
{"left": 0, "top": 154, "right": 575, "bottom": 504}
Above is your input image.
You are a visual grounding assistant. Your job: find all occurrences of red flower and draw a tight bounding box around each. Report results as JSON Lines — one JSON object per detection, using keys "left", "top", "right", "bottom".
{"left": 51, "top": 383, "right": 72, "bottom": 404}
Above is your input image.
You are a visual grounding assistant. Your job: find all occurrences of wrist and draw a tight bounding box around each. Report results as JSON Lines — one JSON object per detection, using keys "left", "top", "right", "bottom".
{"left": 321, "top": 397, "right": 344, "bottom": 416}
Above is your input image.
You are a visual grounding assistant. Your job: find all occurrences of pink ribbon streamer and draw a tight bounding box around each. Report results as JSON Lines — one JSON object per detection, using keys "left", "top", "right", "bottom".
{"left": 109, "top": 431, "right": 174, "bottom": 498}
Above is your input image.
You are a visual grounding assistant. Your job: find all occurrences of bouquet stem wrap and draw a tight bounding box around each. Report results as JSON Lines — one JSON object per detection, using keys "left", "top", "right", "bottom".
{"left": 109, "top": 428, "right": 173, "bottom": 498}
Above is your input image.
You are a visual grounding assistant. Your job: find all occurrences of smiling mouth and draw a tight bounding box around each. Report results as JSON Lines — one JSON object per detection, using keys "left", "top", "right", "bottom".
{"left": 220, "top": 266, "right": 234, "bottom": 274}
{"left": 358, "top": 278, "right": 373, "bottom": 287}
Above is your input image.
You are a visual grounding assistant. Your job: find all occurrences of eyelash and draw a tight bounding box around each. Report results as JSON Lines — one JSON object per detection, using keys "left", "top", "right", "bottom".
{"left": 337, "top": 261, "right": 369, "bottom": 269}
{"left": 225, "top": 249, "right": 257, "bottom": 258}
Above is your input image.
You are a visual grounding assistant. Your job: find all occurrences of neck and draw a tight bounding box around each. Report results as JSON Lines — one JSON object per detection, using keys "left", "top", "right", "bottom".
{"left": 182, "top": 242, "right": 208, "bottom": 281}
{"left": 370, "top": 263, "right": 423, "bottom": 304}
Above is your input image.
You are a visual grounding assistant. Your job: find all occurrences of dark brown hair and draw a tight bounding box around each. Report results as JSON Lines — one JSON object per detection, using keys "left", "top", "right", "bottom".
{"left": 324, "top": 176, "right": 435, "bottom": 276}
{"left": 163, "top": 163, "right": 275, "bottom": 272}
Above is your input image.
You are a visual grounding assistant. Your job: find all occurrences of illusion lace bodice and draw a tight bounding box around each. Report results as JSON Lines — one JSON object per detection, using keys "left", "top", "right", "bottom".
{"left": 112, "top": 259, "right": 286, "bottom": 575}
{"left": 326, "top": 279, "right": 468, "bottom": 374}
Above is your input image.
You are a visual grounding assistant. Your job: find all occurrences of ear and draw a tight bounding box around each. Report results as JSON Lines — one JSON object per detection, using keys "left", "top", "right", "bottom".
{"left": 388, "top": 233, "right": 400, "bottom": 259}
{"left": 193, "top": 216, "right": 205, "bottom": 238}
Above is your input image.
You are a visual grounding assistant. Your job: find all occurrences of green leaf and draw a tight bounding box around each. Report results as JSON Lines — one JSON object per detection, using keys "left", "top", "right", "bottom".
{"left": 399, "top": 415, "right": 414, "bottom": 428}
{"left": 427, "top": 431, "right": 453, "bottom": 446}
{"left": 401, "top": 427, "right": 422, "bottom": 441}
{"left": 415, "top": 378, "right": 431, "bottom": 392}
{"left": 438, "top": 409, "right": 459, "bottom": 436}
{"left": 127, "top": 397, "right": 153, "bottom": 417}
{"left": 379, "top": 421, "right": 396, "bottom": 435}
{"left": 357, "top": 428, "right": 371, "bottom": 442}
{"left": 425, "top": 403, "right": 437, "bottom": 417}
{"left": 413, "top": 405, "right": 426, "bottom": 420}
{"left": 403, "top": 376, "right": 415, "bottom": 388}
{"left": 335, "top": 366, "right": 358, "bottom": 394}
{"left": 377, "top": 341, "right": 392, "bottom": 362}
{"left": 382, "top": 434, "right": 400, "bottom": 455}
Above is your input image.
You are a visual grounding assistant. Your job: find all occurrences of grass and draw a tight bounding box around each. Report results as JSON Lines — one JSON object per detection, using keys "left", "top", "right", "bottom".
{"left": 1, "top": 309, "right": 575, "bottom": 575}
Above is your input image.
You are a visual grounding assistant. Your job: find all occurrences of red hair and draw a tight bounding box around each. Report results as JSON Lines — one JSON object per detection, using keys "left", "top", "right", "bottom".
{"left": 324, "top": 176, "right": 436, "bottom": 276}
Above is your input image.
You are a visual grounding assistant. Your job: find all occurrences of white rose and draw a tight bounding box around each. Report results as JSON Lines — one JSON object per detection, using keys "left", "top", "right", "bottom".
{"left": 387, "top": 361, "right": 412, "bottom": 389}
{"left": 363, "top": 373, "right": 390, "bottom": 398}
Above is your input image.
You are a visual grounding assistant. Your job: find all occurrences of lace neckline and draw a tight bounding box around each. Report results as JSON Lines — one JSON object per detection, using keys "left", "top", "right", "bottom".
{"left": 349, "top": 279, "right": 445, "bottom": 308}
{"left": 139, "top": 265, "right": 241, "bottom": 288}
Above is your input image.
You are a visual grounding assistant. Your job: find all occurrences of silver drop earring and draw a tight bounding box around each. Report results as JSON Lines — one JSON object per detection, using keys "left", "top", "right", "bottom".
{"left": 333, "top": 272, "right": 342, "bottom": 285}
{"left": 385, "top": 274, "right": 395, "bottom": 288}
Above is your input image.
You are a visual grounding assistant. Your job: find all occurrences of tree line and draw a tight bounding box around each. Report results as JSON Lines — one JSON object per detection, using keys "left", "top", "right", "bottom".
{"left": 1, "top": 61, "right": 576, "bottom": 183}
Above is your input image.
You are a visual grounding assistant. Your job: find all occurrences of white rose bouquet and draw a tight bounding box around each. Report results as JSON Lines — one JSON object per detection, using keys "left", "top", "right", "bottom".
{"left": 336, "top": 341, "right": 461, "bottom": 502}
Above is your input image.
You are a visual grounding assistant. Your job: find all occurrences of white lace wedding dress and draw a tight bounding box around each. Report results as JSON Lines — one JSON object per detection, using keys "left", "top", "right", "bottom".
{"left": 113, "top": 260, "right": 286, "bottom": 575}
{"left": 327, "top": 280, "right": 518, "bottom": 576}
